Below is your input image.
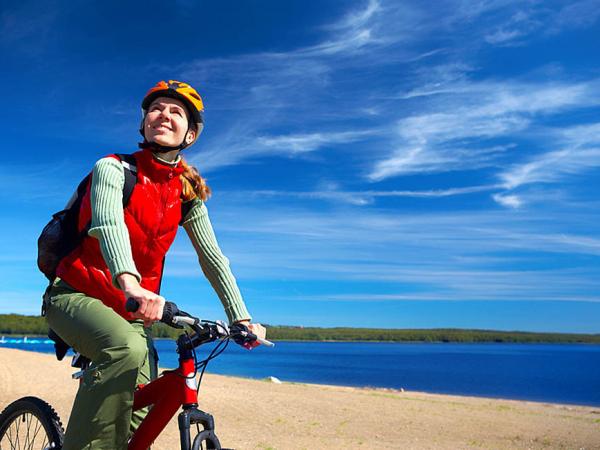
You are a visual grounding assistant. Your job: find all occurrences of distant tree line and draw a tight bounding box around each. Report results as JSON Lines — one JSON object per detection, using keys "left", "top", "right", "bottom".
{"left": 1, "top": 314, "right": 599, "bottom": 343}
{"left": 0, "top": 314, "right": 49, "bottom": 335}
{"left": 262, "top": 326, "right": 600, "bottom": 343}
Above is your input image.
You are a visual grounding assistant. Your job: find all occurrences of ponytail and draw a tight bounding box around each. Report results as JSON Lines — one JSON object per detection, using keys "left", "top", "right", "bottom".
{"left": 180, "top": 156, "right": 211, "bottom": 202}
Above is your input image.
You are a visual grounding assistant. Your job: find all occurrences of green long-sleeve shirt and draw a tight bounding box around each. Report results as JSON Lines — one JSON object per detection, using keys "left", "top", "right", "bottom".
{"left": 87, "top": 156, "right": 251, "bottom": 324}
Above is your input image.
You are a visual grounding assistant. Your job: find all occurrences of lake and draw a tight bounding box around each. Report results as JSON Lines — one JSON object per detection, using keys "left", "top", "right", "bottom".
{"left": 2, "top": 338, "right": 599, "bottom": 407}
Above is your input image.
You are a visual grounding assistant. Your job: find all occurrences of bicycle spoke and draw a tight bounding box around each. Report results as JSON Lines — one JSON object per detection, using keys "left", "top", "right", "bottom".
{"left": 23, "top": 414, "right": 28, "bottom": 450}
{"left": 26, "top": 414, "right": 33, "bottom": 450}
{"left": 15, "top": 415, "right": 22, "bottom": 449}
{"left": 25, "top": 413, "right": 32, "bottom": 450}
{"left": 30, "top": 419, "right": 44, "bottom": 450}
{"left": 6, "top": 420, "right": 17, "bottom": 450}
{"left": 0, "top": 412, "right": 43, "bottom": 450}
{"left": 30, "top": 414, "right": 40, "bottom": 450}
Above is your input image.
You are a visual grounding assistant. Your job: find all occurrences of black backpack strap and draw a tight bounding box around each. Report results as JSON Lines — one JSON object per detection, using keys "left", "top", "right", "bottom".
{"left": 114, "top": 152, "right": 192, "bottom": 223}
{"left": 48, "top": 328, "right": 71, "bottom": 361}
{"left": 180, "top": 200, "right": 195, "bottom": 224}
{"left": 114, "top": 153, "right": 137, "bottom": 207}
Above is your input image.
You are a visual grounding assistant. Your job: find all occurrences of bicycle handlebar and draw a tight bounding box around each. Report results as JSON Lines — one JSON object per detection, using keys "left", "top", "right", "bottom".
{"left": 125, "top": 298, "right": 274, "bottom": 348}
{"left": 125, "top": 298, "right": 183, "bottom": 325}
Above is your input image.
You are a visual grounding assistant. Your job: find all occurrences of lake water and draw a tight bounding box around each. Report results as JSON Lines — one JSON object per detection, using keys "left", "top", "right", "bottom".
{"left": 2, "top": 338, "right": 599, "bottom": 407}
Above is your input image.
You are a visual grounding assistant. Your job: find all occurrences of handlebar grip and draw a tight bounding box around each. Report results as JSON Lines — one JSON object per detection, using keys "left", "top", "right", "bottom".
{"left": 230, "top": 323, "right": 275, "bottom": 348}
{"left": 125, "top": 298, "right": 180, "bottom": 324}
{"left": 125, "top": 297, "right": 140, "bottom": 313}
{"left": 256, "top": 337, "right": 275, "bottom": 347}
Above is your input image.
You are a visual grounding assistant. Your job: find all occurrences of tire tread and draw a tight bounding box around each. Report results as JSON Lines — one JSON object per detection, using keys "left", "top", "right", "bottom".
{"left": 0, "top": 396, "right": 64, "bottom": 448}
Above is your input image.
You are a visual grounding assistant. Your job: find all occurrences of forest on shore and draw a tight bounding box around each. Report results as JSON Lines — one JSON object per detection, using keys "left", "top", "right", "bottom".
{"left": 1, "top": 314, "right": 599, "bottom": 343}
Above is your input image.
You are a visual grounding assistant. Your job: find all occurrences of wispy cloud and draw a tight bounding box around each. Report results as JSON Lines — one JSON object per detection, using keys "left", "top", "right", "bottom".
{"left": 167, "top": 200, "right": 600, "bottom": 304}
{"left": 236, "top": 184, "right": 499, "bottom": 205}
{"left": 370, "top": 78, "right": 600, "bottom": 181}
{"left": 191, "top": 127, "right": 378, "bottom": 171}
{"left": 369, "top": 144, "right": 513, "bottom": 181}
{"left": 256, "top": 130, "right": 376, "bottom": 155}
{"left": 327, "top": 0, "right": 380, "bottom": 31}
{"left": 500, "top": 147, "right": 600, "bottom": 190}
{"left": 178, "top": 0, "right": 421, "bottom": 171}
{"left": 492, "top": 193, "right": 523, "bottom": 208}
{"left": 484, "top": 10, "right": 540, "bottom": 46}
{"left": 178, "top": 0, "right": 600, "bottom": 203}
{"left": 546, "top": 0, "right": 600, "bottom": 34}
{"left": 460, "top": 0, "right": 600, "bottom": 46}
{"left": 497, "top": 122, "right": 600, "bottom": 200}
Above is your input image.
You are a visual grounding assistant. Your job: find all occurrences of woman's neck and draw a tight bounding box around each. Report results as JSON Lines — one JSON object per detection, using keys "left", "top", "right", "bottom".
{"left": 152, "top": 150, "right": 181, "bottom": 166}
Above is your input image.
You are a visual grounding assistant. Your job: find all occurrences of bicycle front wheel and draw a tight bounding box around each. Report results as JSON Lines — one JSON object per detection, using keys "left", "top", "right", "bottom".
{"left": 0, "top": 396, "right": 64, "bottom": 449}
{"left": 191, "top": 429, "right": 222, "bottom": 450}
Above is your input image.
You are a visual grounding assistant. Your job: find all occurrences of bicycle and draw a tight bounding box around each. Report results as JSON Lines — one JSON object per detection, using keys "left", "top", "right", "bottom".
{"left": 0, "top": 299, "right": 273, "bottom": 449}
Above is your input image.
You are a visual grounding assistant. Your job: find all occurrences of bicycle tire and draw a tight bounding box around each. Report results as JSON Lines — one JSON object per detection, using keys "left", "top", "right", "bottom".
{"left": 0, "top": 396, "right": 64, "bottom": 449}
{"left": 191, "top": 429, "right": 221, "bottom": 450}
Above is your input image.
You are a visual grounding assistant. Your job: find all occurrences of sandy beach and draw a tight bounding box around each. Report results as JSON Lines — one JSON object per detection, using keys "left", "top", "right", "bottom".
{"left": 0, "top": 348, "right": 598, "bottom": 449}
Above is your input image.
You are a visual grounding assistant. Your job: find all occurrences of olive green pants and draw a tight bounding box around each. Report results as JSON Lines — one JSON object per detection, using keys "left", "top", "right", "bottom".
{"left": 45, "top": 279, "right": 158, "bottom": 450}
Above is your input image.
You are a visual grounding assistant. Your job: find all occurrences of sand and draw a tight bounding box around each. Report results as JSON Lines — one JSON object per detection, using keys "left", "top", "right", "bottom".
{"left": 0, "top": 348, "right": 598, "bottom": 449}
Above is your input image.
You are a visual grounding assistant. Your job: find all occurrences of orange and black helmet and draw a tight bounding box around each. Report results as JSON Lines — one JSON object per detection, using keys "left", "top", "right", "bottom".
{"left": 141, "top": 80, "right": 205, "bottom": 146}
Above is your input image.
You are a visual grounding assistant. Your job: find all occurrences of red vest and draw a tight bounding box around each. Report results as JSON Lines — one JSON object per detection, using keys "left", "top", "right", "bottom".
{"left": 56, "top": 149, "right": 185, "bottom": 319}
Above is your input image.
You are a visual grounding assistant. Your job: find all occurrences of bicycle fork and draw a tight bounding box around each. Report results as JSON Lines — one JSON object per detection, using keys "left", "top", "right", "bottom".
{"left": 178, "top": 406, "right": 221, "bottom": 450}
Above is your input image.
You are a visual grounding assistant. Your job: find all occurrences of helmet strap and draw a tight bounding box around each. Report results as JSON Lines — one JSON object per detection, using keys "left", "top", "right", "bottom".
{"left": 139, "top": 124, "right": 192, "bottom": 153}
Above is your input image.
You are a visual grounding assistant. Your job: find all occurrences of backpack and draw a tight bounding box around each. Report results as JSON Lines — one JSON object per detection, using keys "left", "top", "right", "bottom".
{"left": 37, "top": 154, "right": 138, "bottom": 282}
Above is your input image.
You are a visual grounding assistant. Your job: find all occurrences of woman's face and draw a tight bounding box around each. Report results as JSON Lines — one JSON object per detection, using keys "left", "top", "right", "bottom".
{"left": 144, "top": 97, "right": 196, "bottom": 147}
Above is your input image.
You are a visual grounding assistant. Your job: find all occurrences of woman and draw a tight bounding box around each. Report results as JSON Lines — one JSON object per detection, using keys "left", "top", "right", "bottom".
{"left": 44, "top": 80, "right": 265, "bottom": 449}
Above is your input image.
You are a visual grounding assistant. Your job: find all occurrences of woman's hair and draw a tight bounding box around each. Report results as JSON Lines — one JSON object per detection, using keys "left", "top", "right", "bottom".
{"left": 180, "top": 156, "right": 211, "bottom": 202}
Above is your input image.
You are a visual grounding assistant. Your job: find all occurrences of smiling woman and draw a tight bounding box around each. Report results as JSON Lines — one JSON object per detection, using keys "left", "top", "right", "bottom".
{"left": 145, "top": 99, "right": 195, "bottom": 148}
{"left": 40, "top": 80, "right": 267, "bottom": 449}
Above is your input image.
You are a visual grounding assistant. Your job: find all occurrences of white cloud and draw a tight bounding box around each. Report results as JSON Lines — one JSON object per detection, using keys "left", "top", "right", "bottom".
{"left": 178, "top": 1, "right": 422, "bottom": 171}
{"left": 369, "top": 78, "right": 600, "bottom": 182}
{"left": 369, "top": 143, "right": 514, "bottom": 181}
{"left": 256, "top": 130, "right": 375, "bottom": 154}
{"left": 485, "top": 28, "right": 525, "bottom": 45}
{"left": 483, "top": 8, "right": 541, "bottom": 46}
{"left": 304, "top": 286, "right": 600, "bottom": 302}
{"left": 499, "top": 123, "right": 600, "bottom": 190}
{"left": 550, "top": 0, "right": 600, "bottom": 32}
{"left": 189, "top": 128, "right": 378, "bottom": 171}
{"left": 459, "top": 0, "right": 600, "bottom": 46}
{"left": 239, "top": 184, "right": 498, "bottom": 205}
{"left": 176, "top": 0, "right": 600, "bottom": 216}
{"left": 327, "top": 0, "right": 380, "bottom": 32}
{"left": 492, "top": 193, "right": 522, "bottom": 208}
{"left": 167, "top": 201, "right": 600, "bottom": 302}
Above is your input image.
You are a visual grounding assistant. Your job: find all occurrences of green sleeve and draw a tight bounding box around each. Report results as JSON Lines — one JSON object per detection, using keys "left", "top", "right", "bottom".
{"left": 182, "top": 198, "right": 252, "bottom": 324}
{"left": 88, "top": 157, "right": 141, "bottom": 287}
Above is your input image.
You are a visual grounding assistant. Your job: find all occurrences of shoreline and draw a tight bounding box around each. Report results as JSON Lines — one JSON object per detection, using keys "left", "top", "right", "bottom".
{"left": 1, "top": 348, "right": 599, "bottom": 449}
{"left": 1, "top": 342, "right": 599, "bottom": 409}
{"left": 3, "top": 335, "right": 600, "bottom": 345}
{"left": 207, "top": 374, "right": 600, "bottom": 409}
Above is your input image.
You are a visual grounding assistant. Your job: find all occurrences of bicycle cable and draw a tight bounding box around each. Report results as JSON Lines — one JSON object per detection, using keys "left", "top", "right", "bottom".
{"left": 195, "top": 336, "right": 230, "bottom": 394}
{"left": 160, "top": 330, "right": 199, "bottom": 380}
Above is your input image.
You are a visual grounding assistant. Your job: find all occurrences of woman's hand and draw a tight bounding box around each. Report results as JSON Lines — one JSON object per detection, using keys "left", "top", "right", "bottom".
{"left": 117, "top": 273, "right": 165, "bottom": 327}
{"left": 235, "top": 320, "right": 267, "bottom": 341}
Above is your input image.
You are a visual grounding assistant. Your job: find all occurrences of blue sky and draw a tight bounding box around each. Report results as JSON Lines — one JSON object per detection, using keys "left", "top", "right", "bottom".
{"left": 1, "top": 0, "right": 599, "bottom": 332}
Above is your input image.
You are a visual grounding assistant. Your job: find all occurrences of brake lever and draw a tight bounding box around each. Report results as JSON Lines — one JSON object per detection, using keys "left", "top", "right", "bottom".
{"left": 229, "top": 323, "right": 275, "bottom": 349}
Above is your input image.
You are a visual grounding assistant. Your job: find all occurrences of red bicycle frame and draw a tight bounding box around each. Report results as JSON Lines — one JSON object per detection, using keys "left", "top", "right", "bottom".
{"left": 92, "top": 299, "right": 268, "bottom": 449}
{"left": 128, "top": 356, "right": 197, "bottom": 449}
{"left": 126, "top": 327, "right": 223, "bottom": 450}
